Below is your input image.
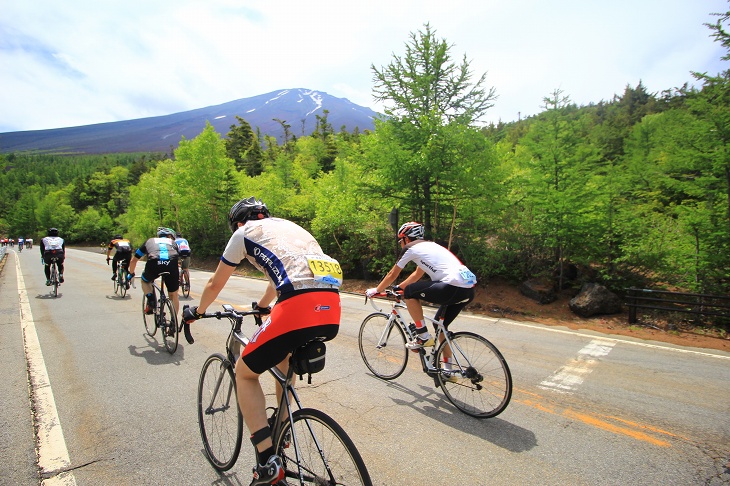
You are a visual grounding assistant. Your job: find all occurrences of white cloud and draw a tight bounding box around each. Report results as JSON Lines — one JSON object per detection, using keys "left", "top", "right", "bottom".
{"left": 0, "top": 0, "right": 726, "bottom": 132}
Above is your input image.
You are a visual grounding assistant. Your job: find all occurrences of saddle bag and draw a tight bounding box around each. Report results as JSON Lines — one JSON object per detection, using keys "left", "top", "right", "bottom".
{"left": 291, "top": 340, "right": 326, "bottom": 384}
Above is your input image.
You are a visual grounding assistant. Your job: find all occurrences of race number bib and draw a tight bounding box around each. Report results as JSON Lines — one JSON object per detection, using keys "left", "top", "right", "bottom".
{"left": 306, "top": 256, "right": 343, "bottom": 287}
{"left": 459, "top": 267, "right": 477, "bottom": 286}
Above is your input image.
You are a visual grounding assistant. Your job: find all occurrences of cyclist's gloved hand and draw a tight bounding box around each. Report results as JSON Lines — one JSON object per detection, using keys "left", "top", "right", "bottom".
{"left": 183, "top": 305, "right": 202, "bottom": 323}
{"left": 127, "top": 272, "right": 135, "bottom": 281}
{"left": 392, "top": 285, "right": 402, "bottom": 293}
{"left": 106, "top": 258, "right": 110, "bottom": 265}
{"left": 365, "top": 288, "right": 379, "bottom": 298}
{"left": 181, "top": 305, "right": 199, "bottom": 345}
{"left": 252, "top": 302, "right": 271, "bottom": 315}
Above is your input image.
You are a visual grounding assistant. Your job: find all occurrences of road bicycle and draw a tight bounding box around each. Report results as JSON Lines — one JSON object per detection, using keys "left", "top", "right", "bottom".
{"left": 359, "top": 287, "right": 512, "bottom": 418}
{"left": 47, "top": 256, "right": 61, "bottom": 298}
{"left": 141, "top": 273, "right": 179, "bottom": 354}
{"left": 179, "top": 263, "right": 190, "bottom": 298}
{"left": 191, "top": 303, "right": 372, "bottom": 485}
{"left": 112, "top": 260, "right": 130, "bottom": 298}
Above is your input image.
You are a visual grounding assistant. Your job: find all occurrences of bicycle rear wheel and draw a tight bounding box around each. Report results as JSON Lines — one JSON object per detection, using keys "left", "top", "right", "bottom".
{"left": 198, "top": 354, "right": 242, "bottom": 472}
{"left": 113, "top": 269, "right": 120, "bottom": 295}
{"left": 435, "top": 331, "right": 512, "bottom": 418}
{"left": 160, "top": 297, "right": 179, "bottom": 354}
{"left": 181, "top": 270, "right": 190, "bottom": 298}
{"left": 118, "top": 268, "right": 127, "bottom": 298}
{"left": 143, "top": 291, "right": 157, "bottom": 337}
{"left": 358, "top": 312, "right": 408, "bottom": 380}
{"left": 277, "top": 408, "right": 372, "bottom": 485}
{"left": 51, "top": 264, "right": 58, "bottom": 298}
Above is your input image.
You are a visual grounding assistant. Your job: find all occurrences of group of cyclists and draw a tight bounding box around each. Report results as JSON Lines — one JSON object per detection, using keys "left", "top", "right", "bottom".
{"left": 41, "top": 195, "right": 476, "bottom": 486}
{"left": 1, "top": 237, "right": 31, "bottom": 250}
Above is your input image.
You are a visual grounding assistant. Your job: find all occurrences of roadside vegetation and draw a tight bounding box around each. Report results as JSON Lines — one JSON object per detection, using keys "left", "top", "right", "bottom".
{"left": 2, "top": 12, "right": 729, "bottom": 332}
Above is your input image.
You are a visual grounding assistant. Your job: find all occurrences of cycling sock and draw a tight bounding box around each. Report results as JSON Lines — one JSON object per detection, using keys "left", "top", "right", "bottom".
{"left": 251, "top": 425, "right": 274, "bottom": 464}
{"left": 414, "top": 321, "right": 431, "bottom": 339}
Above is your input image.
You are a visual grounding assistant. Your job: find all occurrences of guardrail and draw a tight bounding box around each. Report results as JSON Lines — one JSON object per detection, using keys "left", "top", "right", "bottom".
{"left": 625, "top": 288, "right": 730, "bottom": 327}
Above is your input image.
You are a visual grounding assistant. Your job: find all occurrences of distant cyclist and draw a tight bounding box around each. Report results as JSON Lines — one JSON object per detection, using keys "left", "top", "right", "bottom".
{"left": 366, "top": 221, "right": 477, "bottom": 350}
{"left": 127, "top": 227, "right": 181, "bottom": 325}
{"left": 17, "top": 237, "right": 24, "bottom": 252}
{"left": 106, "top": 234, "right": 133, "bottom": 285}
{"left": 40, "top": 228, "right": 66, "bottom": 285}
{"left": 174, "top": 231, "right": 192, "bottom": 276}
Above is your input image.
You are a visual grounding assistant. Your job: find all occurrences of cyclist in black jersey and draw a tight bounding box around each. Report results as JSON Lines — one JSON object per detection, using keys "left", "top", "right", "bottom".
{"left": 128, "top": 227, "right": 181, "bottom": 322}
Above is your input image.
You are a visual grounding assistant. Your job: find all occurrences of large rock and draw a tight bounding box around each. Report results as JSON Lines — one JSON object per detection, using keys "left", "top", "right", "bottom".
{"left": 519, "top": 279, "right": 557, "bottom": 304}
{"left": 569, "top": 283, "right": 623, "bottom": 317}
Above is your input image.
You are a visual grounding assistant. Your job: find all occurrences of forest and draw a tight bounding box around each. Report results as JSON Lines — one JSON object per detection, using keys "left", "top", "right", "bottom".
{"left": 1, "top": 13, "right": 729, "bottom": 300}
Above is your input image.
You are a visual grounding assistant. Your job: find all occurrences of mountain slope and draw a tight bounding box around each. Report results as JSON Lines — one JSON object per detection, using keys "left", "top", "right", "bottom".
{"left": 0, "top": 89, "right": 380, "bottom": 154}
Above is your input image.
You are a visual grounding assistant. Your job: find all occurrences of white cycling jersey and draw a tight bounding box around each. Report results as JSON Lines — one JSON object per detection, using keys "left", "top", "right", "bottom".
{"left": 222, "top": 217, "right": 341, "bottom": 294}
{"left": 42, "top": 236, "right": 64, "bottom": 251}
{"left": 396, "top": 240, "right": 476, "bottom": 288}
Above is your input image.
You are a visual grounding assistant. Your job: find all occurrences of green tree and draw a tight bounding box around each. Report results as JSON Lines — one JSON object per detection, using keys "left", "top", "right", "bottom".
{"left": 225, "top": 116, "right": 264, "bottom": 176}
{"left": 369, "top": 23, "right": 497, "bottom": 238}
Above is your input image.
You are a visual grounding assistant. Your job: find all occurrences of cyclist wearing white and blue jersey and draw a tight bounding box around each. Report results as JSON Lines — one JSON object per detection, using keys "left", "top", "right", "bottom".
{"left": 366, "top": 221, "right": 477, "bottom": 350}
{"left": 128, "top": 227, "right": 181, "bottom": 320}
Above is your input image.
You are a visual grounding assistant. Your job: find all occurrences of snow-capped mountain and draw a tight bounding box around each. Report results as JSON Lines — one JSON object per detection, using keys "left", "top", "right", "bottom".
{"left": 0, "top": 89, "right": 380, "bottom": 154}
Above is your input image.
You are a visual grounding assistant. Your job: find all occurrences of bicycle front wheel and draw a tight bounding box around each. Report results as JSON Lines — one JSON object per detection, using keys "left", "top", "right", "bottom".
{"left": 198, "top": 354, "right": 242, "bottom": 472}
{"left": 435, "top": 331, "right": 512, "bottom": 418}
{"left": 277, "top": 408, "right": 372, "bottom": 486}
{"left": 358, "top": 312, "right": 408, "bottom": 380}
{"left": 160, "top": 297, "right": 179, "bottom": 354}
{"left": 143, "top": 292, "right": 156, "bottom": 337}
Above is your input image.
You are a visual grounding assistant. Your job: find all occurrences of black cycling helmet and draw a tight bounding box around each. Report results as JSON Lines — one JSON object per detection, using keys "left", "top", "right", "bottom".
{"left": 228, "top": 197, "right": 270, "bottom": 233}
{"left": 157, "top": 226, "right": 175, "bottom": 238}
{"left": 397, "top": 221, "right": 424, "bottom": 241}
{"left": 48, "top": 227, "right": 59, "bottom": 236}
{"left": 113, "top": 234, "right": 123, "bottom": 240}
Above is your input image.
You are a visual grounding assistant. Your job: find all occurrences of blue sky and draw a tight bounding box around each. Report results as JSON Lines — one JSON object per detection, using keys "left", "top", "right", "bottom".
{"left": 0, "top": 0, "right": 727, "bottom": 133}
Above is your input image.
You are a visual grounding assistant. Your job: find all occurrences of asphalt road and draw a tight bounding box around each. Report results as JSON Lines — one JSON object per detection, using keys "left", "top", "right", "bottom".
{"left": 1, "top": 248, "right": 729, "bottom": 485}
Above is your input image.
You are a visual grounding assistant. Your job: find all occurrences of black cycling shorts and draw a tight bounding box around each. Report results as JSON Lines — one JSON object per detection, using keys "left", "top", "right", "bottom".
{"left": 141, "top": 259, "right": 180, "bottom": 292}
{"left": 403, "top": 281, "right": 475, "bottom": 327}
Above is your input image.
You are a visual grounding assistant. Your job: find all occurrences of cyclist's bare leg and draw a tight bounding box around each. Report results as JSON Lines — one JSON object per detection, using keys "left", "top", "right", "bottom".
{"left": 235, "top": 358, "right": 273, "bottom": 454}
{"left": 140, "top": 279, "right": 154, "bottom": 298}
{"left": 404, "top": 298, "right": 424, "bottom": 323}
{"left": 170, "top": 291, "right": 180, "bottom": 318}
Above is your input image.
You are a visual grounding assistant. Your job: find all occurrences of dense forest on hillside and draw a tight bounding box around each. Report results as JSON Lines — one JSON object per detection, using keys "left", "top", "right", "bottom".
{"left": 2, "top": 13, "right": 729, "bottom": 301}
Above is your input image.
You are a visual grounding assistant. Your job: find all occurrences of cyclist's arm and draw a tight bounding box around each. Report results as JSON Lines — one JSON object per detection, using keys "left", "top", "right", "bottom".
{"left": 399, "top": 266, "right": 425, "bottom": 289}
{"left": 373, "top": 263, "right": 403, "bottom": 294}
{"left": 258, "top": 281, "right": 277, "bottom": 308}
{"left": 195, "top": 260, "right": 237, "bottom": 315}
{"left": 128, "top": 253, "right": 141, "bottom": 275}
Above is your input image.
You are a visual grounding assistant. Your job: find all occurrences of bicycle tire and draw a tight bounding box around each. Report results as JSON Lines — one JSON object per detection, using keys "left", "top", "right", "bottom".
{"left": 198, "top": 354, "right": 243, "bottom": 472}
{"left": 118, "top": 267, "right": 127, "bottom": 298}
{"left": 181, "top": 270, "right": 190, "bottom": 298}
{"left": 358, "top": 312, "right": 408, "bottom": 380}
{"left": 143, "top": 291, "right": 157, "bottom": 337}
{"left": 113, "top": 268, "right": 120, "bottom": 295}
{"left": 435, "top": 331, "right": 512, "bottom": 418}
{"left": 277, "top": 408, "right": 372, "bottom": 486}
{"left": 51, "top": 264, "right": 58, "bottom": 298}
{"left": 160, "top": 297, "right": 179, "bottom": 354}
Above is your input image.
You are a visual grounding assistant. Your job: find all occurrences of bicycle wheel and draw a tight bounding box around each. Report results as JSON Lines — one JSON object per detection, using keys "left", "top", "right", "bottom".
{"left": 277, "top": 408, "right": 372, "bottom": 486}
{"left": 198, "top": 354, "right": 242, "bottom": 472}
{"left": 181, "top": 270, "right": 190, "bottom": 298}
{"left": 358, "top": 312, "right": 408, "bottom": 380}
{"left": 143, "top": 291, "right": 157, "bottom": 337}
{"left": 435, "top": 331, "right": 512, "bottom": 418}
{"left": 118, "top": 268, "right": 127, "bottom": 298}
{"left": 160, "top": 297, "right": 179, "bottom": 354}
{"left": 51, "top": 264, "right": 58, "bottom": 298}
{"left": 113, "top": 268, "right": 120, "bottom": 295}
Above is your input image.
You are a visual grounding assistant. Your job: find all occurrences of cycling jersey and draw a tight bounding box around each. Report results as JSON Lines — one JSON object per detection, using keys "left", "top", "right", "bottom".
{"left": 221, "top": 217, "right": 342, "bottom": 295}
{"left": 396, "top": 240, "right": 476, "bottom": 288}
{"left": 175, "top": 237, "right": 191, "bottom": 257}
{"left": 134, "top": 237, "right": 180, "bottom": 261}
{"left": 108, "top": 238, "right": 132, "bottom": 254}
{"left": 41, "top": 236, "right": 65, "bottom": 252}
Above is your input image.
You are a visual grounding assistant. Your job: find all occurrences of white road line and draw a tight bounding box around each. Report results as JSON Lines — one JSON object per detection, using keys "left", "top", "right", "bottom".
{"left": 16, "top": 255, "right": 77, "bottom": 485}
{"left": 538, "top": 339, "right": 616, "bottom": 394}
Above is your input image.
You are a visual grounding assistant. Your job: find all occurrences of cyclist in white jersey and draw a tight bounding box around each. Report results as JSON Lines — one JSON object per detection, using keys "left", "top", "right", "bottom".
{"left": 366, "top": 221, "right": 477, "bottom": 350}
{"left": 40, "top": 228, "right": 66, "bottom": 285}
